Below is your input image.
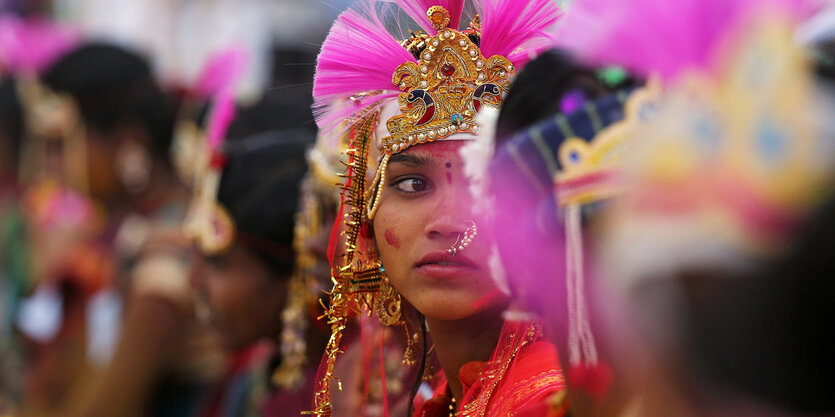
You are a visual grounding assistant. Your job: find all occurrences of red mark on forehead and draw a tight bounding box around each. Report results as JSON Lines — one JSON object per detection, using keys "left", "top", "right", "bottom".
{"left": 384, "top": 228, "right": 401, "bottom": 249}
{"left": 446, "top": 171, "right": 452, "bottom": 184}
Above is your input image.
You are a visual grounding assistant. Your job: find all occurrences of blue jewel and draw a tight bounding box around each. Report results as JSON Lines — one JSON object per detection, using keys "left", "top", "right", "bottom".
{"left": 450, "top": 113, "right": 463, "bottom": 125}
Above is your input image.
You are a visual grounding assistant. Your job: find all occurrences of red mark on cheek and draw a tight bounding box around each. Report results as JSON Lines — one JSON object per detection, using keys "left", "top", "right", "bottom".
{"left": 446, "top": 171, "right": 452, "bottom": 184}
{"left": 384, "top": 228, "right": 401, "bottom": 249}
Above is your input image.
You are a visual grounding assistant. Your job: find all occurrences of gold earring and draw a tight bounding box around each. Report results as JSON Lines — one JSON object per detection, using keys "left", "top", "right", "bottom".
{"left": 421, "top": 344, "right": 437, "bottom": 381}
{"left": 447, "top": 221, "right": 478, "bottom": 255}
{"left": 375, "top": 275, "right": 404, "bottom": 327}
{"left": 402, "top": 328, "right": 418, "bottom": 367}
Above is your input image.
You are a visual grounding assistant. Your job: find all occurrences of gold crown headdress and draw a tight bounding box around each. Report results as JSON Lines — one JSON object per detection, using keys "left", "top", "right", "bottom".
{"left": 382, "top": 13, "right": 513, "bottom": 154}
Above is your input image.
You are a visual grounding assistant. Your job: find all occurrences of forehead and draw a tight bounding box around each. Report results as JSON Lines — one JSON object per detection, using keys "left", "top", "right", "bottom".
{"left": 397, "top": 140, "right": 467, "bottom": 160}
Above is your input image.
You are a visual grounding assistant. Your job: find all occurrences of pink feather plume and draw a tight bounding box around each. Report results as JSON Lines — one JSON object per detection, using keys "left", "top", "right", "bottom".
{"left": 313, "top": 0, "right": 561, "bottom": 130}
{"left": 477, "top": 0, "right": 561, "bottom": 68}
{"left": 196, "top": 46, "right": 248, "bottom": 153}
{"left": 313, "top": 0, "right": 416, "bottom": 130}
{"left": 206, "top": 89, "right": 236, "bottom": 152}
{"left": 0, "top": 15, "right": 79, "bottom": 75}
{"left": 396, "top": 0, "right": 465, "bottom": 33}
{"left": 193, "top": 46, "right": 248, "bottom": 100}
{"left": 556, "top": 0, "right": 819, "bottom": 82}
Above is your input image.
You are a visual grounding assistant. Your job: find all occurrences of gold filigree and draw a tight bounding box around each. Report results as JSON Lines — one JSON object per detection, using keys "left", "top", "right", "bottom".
{"left": 427, "top": 5, "right": 451, "bottom": 30}
{"left": 383, "top": 7, "right": 514, "bottom": 154}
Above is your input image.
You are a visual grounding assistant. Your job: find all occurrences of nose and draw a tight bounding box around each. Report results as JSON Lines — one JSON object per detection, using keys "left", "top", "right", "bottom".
{"left": 424, "top": 212, "right": 471, "bottom": 239}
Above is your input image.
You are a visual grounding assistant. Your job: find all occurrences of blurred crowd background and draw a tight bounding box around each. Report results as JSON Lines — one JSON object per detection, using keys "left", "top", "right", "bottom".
{"left": 2, "top": 1, "right": 835, "bottom": 417}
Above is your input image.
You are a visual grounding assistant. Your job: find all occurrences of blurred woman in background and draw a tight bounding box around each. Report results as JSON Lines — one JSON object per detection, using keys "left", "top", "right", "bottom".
{"left": 185, "top": 100, "right": 327, "bottom": 416}
{"left": 23, "top": 42, "right": 223, "bottom": 417}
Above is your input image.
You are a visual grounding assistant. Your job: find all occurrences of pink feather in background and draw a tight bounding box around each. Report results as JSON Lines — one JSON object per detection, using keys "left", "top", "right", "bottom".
{"left": 194, "top": 46, "right": 248, "bottom": 153}
{"left": 556, "top": 0, "right": 819, "bottom": 82}
{"left": 0, "top": 15, "right": 79, "bottom": 75}
{"left": 192, "top": 46, "right": 248, "bottom": 100}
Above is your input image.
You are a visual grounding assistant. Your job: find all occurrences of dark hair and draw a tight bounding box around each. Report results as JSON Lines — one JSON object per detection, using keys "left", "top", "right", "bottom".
{"left": 679, "top": 191, "right": 835, "bottom": 414}
{"left": 40, "top": 43, "right": 177, "bottom": 161}
{"left": 496, "top": 49, "right": 639, "bottom": 146}
{"left": 217, "top": 127, "right": 312, "bottom": 278}
{"left": 0, "top": 77, "right": 23, "bottom": 169}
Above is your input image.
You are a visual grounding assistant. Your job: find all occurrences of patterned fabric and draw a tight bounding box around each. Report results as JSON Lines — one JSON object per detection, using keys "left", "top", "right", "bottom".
{"left": 413, "top": 321, "right": 565, "bottom": 417}
{"left": 491, "top": 89, "right": 635, "bottom": 197}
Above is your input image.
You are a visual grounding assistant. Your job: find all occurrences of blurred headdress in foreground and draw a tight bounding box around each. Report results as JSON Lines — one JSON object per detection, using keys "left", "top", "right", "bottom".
{"left": 557, "top": 0, "right": 835, "bottom": 284}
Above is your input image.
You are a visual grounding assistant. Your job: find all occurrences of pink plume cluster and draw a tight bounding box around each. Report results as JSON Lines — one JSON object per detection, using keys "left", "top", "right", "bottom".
{"left": 557, "top": 0, "right": 819, "bottom": 82}
{"left": 313, "top": 0, "right": 561, "bottom": 131}
{"left": 0, "top": 14, "right": 79, "bottom": 75}
{"left": 478, "top": 0, "right": 561, "bottom": 68}
{"left": 398, "top": 0, "right": 465, "bottom": 34}
{"left": 313, "top": 1, "right": 416, "bottom": 130}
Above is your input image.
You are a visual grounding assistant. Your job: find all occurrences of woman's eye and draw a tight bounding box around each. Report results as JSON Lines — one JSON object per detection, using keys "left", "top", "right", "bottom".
{"left": 392, "top": 177, "right": 430, "bottom": 194}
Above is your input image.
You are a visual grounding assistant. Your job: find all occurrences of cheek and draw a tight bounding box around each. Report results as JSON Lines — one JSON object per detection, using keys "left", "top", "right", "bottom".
{"left": 384, "top": 228, "right": 401, "bottom": 249}
{"left": 373, "top": 201, "right": 421, "bottom": 271}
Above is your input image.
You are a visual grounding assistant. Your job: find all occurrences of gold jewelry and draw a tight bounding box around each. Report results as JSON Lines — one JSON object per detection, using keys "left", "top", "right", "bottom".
{"left": 447, "top": 221, "right": 478, "bottom": 255}
{"left": 382, "top": 7, "right": 514, "bottom": 155}
{"left": 402, "top": 329, "right": 419, "bottom": 367}
{"left": 375, "top": 276, "right": 404, "bottom": 326}
{"left": 421, "top": 343, "right": 438, "bottom": 381}
{"left": 365, "top": 154, "right": 390, "bottom": 220}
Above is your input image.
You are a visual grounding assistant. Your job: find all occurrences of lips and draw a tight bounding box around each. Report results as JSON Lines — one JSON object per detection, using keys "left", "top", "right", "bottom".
{"left": 414, "top": 251, "right": 478, "bottom": 278}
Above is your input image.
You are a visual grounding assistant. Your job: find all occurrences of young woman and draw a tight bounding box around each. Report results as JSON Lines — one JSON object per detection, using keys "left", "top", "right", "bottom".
{"left": 310, "top": 1, "right": 564, "bottom": 416}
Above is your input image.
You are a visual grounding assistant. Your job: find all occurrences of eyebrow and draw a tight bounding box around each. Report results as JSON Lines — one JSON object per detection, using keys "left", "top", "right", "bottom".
{"left": 388, "top": 153, "right": 435, "bottom": 167}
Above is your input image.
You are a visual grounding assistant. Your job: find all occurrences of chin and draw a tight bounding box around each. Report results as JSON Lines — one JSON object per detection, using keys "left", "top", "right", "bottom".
{"left": 412, "top": 293, "right": 492, "bottom": 321}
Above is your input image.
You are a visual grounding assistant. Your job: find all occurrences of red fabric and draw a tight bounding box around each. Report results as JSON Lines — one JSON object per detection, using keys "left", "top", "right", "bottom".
{"left": 568, "top": 362, "right": 613, "bottom": 399}
{"left": 413, "top": 340, "right": 565, "bottom": 417}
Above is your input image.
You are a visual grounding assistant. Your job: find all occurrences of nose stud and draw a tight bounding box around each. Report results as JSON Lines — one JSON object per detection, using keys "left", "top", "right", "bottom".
{"left": 447, "top": 221, "right": 478, "bottom": 255}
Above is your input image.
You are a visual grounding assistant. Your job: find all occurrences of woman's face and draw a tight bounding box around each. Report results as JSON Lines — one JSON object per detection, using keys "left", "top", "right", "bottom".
{"left": 373, "top": 141, "right": 506, "bottom": 321}
{"left": 191, "top": 244, "right": 287, "bottom": 351}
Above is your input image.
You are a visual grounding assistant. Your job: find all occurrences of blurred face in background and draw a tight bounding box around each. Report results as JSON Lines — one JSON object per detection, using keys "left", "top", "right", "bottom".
{"left": 191, "top": 243, "right": 288, "bottom": 351}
